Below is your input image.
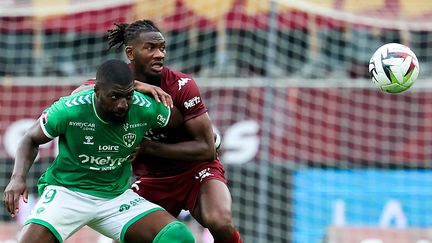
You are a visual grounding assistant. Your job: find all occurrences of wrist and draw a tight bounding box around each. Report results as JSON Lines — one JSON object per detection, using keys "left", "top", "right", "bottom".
{"left": 11, "top": 174, "right": 26, "bottom": 180}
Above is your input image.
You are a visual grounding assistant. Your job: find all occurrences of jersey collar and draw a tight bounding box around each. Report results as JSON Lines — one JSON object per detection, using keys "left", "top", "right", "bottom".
{"left": 92, "top": 93, "right": 109, "bottom": 124}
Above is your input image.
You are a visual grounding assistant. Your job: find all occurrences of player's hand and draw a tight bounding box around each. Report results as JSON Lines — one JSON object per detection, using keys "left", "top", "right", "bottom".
{"left": 134, "top": 81, "right": 173, "bottom": 108}
{"left": 3, "top": 176, "right": 28, "bottom": 217}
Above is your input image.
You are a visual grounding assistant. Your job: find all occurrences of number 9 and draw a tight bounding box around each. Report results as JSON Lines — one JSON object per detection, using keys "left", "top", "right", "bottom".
{"left": 42, "top": 189, "right": 57, "bottom": 204}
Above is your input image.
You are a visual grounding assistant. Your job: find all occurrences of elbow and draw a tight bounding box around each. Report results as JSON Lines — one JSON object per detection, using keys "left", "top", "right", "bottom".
{"left": 195, "top": 142, "right": 216, "bottom": 162}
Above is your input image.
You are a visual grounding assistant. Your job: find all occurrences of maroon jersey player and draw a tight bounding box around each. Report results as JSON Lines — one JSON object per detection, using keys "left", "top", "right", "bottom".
{"left": 78, "top": 20, "right": 242, "bottom": 243}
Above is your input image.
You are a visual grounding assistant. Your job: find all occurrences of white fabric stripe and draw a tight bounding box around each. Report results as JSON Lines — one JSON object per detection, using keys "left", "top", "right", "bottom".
{"left": 162, "top": 108, "right": 171, "bottom": 127}
{"left": 39, "top": 118, "right": 55, "bottom": 139}
{"left": 92, "top": 93, "right": 109, "bottom": 124}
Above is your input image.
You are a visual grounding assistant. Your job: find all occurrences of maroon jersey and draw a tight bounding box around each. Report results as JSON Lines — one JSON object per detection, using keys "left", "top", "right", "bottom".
{"left": 82, "top": 67, "right": 209, "bottom": 176}
{"left": 134, "top": 67, "right": 209, "bottom": 177}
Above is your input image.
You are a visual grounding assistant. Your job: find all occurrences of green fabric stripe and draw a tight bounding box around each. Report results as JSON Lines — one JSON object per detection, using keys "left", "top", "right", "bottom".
{"left": 120, "top": 207, "right": 165, "bottom": 243}
{"left": 24, "top": 218, "right": 63, "bottom": 243}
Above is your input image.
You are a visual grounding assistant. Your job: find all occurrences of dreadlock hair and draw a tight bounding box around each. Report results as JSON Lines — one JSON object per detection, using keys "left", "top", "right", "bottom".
{"left": 107, "top": 19, "right": 161, "bottom": 50}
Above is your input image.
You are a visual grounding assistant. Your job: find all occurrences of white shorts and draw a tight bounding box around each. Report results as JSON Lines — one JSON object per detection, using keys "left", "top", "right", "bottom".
{"left": 24, "top": 185, "right": 164, "bottom": 243}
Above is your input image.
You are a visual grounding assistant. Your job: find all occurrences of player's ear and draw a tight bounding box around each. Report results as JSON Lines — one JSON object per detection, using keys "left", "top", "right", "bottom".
{"left": 125, "top": 46, "right": 133, "bottom": 61}
{"left": 94, "top": 84, "right": 100, "bottom": 97}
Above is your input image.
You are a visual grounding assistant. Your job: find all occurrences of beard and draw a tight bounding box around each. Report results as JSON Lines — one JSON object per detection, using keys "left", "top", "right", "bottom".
{"left": 110, "top": 115, "right": 127, "bottom": 124}
{"left": 104, "top": 109, "right": 128, "bottom": 124}
{"left": 145, "top": 71, "right": 162, "bottom": 86}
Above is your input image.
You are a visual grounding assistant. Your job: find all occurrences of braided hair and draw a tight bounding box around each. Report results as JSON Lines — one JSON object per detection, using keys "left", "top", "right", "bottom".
{"left": 107, "top": 19, "right": 161, "bottom": 50}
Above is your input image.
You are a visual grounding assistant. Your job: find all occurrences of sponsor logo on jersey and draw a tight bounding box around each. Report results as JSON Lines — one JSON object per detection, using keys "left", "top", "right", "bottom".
{"left": 184, "top": 96, "right": 201, "bottom": 109}
{"left": 123, "top": 133, "right": 136, "bottom": 147}
{"left": 83, "top": 135, "right": 94, "bottom": 145}
{"left": 156, "top": 114, "right": 167, "bottom": 126}
{"left": 69, "top": 121, "right": 96, "bottom": 131}
{"left": 78, "top": 154, "right": 130, "bottom": 169}
{"left": 194, "top": 168, "right": 214, "bottom": 182}
{"left": 123, "top": 122, "right": 147, "bottom": 131}
{"left": 98, "top": 145, "right": 119, "bottom": 152}
{"left": 178, "top": 77, "right": 191, "bottom": 90}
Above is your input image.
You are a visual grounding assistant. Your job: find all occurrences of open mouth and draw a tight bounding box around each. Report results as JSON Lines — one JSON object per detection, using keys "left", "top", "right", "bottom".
{"left": 150, "top": 62, "right": 164, "bottom": 72}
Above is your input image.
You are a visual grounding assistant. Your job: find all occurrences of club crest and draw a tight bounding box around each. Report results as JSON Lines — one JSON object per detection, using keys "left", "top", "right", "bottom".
{"left": 123, "top": 133, "right": 136, "bottom": 147}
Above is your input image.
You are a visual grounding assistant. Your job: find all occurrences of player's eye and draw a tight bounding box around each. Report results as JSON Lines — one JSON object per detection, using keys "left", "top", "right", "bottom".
{"left": 111, "top": 95, "right": 118, "bottom": 100}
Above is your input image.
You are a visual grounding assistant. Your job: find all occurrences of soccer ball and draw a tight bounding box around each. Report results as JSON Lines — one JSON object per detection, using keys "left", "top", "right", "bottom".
{"left": 368, "top": 43, "right": 419, "bottom": 93}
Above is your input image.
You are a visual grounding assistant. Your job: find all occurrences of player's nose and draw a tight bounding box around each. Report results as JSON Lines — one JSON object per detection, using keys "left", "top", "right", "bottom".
{"left": 153, "top": 48, "right": 165, "bottom": 59}
{"left": 116, "top": 98, "right": 129, "bottom": 111}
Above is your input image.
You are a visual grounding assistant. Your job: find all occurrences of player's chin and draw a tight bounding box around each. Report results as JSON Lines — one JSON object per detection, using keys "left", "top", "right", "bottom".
{"left": 146, "top": 70, "right": 163, "bottom": 80}
{"left": 115, "top": 111, "right": 128, "bottom": 118}
{"left": 111, "top": 112, "right": 128, "bottom": 123}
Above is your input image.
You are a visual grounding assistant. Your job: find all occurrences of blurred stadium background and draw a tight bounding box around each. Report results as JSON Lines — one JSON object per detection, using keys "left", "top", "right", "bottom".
{"left": 1, "top": 0, "right": 432, "bottom": 242}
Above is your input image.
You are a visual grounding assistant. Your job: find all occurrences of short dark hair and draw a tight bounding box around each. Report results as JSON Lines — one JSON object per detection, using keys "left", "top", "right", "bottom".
{"left": 107, "top": 19, "right": 161, "bottom": 50}
{"left": 96, "top": 59, "right": 133, "bottom": 86}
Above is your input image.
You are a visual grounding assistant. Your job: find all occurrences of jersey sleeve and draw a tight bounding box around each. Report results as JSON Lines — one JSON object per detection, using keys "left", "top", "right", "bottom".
{"left": 138, "top": 94, "right": 171, "bottom": 129}
{"left": 39, "top": 99, "right": 68, "bottom": 139}
{"left": 175, "top": 77, "right": 207, "bottom": 121}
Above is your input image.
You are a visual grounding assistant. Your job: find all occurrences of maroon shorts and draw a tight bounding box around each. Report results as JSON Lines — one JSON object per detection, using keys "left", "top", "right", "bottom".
{"left": 132, "top": 160, "right": 227, "bottom": 217}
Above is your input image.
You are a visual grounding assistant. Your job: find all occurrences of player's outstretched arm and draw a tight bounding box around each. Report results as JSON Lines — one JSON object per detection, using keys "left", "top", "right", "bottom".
{"left": 140, "top": 112, "right": 216, "bottom": 162}
{"left": 2, "top": 121, "right": 52, "bottom": 217}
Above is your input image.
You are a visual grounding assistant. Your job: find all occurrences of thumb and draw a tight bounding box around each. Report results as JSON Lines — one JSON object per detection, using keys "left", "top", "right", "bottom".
{"left": 22, "top": 189, "right": 28, "bottom": 203}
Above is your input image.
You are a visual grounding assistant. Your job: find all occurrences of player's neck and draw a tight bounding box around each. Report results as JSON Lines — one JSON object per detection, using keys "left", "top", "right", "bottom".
{"left": 93, "top": 101, "right": 124, "bottom": 124}
{"left": 94, "top": 104, "right": 112, "bottom": 124}
{"left": 134, "top": 72, "right": 161, "bottom": 86}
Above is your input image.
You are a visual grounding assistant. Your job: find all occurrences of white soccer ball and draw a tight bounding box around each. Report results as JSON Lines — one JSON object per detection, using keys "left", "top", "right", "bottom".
{"left": 368, "top": 43, "right": 419, "bottom": 93}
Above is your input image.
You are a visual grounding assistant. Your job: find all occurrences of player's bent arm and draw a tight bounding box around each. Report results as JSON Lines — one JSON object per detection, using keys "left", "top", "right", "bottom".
{"left": 165, "top": 106, "right": 183, "bottom": 128}
{"left": 140, "top": 112, "right": 216, "bottom": 162}
{"left": 3, "top": 121, "right": 52, "bottom": 217}
{"left": 12, "top": 121, "right": 52, "bottom": 177}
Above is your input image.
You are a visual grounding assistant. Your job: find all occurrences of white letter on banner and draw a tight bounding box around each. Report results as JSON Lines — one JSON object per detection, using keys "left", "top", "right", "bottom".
{"left": 379, "top": 200, "right": 407, "bottom": 228}
{"left": 222, "top": 120, "right": 259, "bottom": 164}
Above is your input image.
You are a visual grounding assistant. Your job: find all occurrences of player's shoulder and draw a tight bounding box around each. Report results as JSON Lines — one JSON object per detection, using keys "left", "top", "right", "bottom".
{"left": 57, "top": 88, "right": 94, "bottom": 109}
{"left": 162, "top": 67, "right": 199, "bottom": 95}
{"left": 162, "top": 66, "right": 196, "bottom": 86}
{"left": 131, "top": 91, "right": 159, "bottom": 108}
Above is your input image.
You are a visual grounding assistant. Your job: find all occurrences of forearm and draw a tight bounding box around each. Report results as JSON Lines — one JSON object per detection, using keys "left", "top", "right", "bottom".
{"left": 142, "top": 140, "right": 215, "bottom": 162}
{"left": 12, "top": 137, "right": 39, "bottom": 178}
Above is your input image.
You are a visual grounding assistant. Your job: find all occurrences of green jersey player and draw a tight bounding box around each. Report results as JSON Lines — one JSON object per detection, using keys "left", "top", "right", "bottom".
{"left": 2, "top": 59, "right": 194, "bottom": 243}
